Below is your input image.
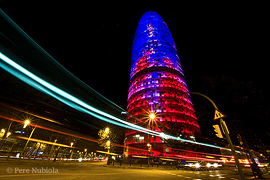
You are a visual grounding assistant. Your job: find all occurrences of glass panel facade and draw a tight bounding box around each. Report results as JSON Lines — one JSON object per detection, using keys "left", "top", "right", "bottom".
{"left": 124, "top": 11, "right": 200, "bottom": 156}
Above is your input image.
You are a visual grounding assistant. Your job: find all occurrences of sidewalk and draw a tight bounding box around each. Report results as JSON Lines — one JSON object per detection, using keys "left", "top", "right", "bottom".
{"left": 0, "top": 157, "right": 106, "bottom": 166}
{"left": 2, "top": 158, "right": 269, "bottom": 179}
{"left": 103, "top": 162, "right": 270, "bottom": 179}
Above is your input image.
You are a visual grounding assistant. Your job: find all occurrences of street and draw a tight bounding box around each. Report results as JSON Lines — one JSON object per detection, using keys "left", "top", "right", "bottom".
{"left": 1, "top": 159, "right": 268, "bottom": 180}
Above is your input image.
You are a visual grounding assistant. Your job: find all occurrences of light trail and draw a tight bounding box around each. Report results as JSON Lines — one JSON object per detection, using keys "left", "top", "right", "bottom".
{"left": 17, "top": 136, "right": 75, "bottom": 148}
{"left": 0, "top": 114, "right": 245, "bottom": 162}
{"left": 96, "top": 150, "right": 119, "bottom": 156}
{"left": 0, "top": 114, "right": 145, "bottom": 151}
{"left": 0, "top": 102, "right": 66, "bottom": 126}
{"left": 0, "top": 9, "right": 233, "bottom": 151}
{"left": 0, "top": 52, "right": 153, "bottom": 133}
{"left": 0, "top": 114, "right": 101, "bottom": 144}
{"left": 0, "top": 51, "right": 230, "bottom": 150}
{"left": 0, "top": 114, "right": 232, "bottom": 160}
{"left": 170, "top": 147, "right": 232, "bottom": 156}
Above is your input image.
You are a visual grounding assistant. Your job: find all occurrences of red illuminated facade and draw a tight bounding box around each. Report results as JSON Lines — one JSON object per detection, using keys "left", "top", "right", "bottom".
{"left": 124, "top": 11, "right": 200, "bottom": 157}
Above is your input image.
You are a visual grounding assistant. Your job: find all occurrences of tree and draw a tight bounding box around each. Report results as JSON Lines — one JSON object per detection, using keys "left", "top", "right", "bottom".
{"left": 98, "top": 125, "right": 125, "bottom": 154}
{"left": 98, "top": 127, "right": 113, "bottom": 151}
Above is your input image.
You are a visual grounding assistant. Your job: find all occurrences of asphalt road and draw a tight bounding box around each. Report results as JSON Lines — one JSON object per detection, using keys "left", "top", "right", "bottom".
{"left": 0, "top": 160, "right": 267, "bottom": 180}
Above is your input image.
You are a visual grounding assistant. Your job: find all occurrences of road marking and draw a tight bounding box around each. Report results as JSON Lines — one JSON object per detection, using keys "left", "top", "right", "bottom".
{"left": 171, "top": 173, "right": 176, "bottom": 175}
{"left": 230, "top": 178, "right": 238, "bottom": 180}
{"left": 177, "top": 175, "right": 182, "bottom": 177}
{"left": 184, "top": 177, "right": 192, "bottom": 178}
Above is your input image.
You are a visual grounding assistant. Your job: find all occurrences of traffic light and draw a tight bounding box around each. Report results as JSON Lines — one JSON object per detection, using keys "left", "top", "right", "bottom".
{"left": 147, "top": 143, "right": 151, "bottom": 152}
{"left": 213, "top": 124, "right": 223, "bottom": 138}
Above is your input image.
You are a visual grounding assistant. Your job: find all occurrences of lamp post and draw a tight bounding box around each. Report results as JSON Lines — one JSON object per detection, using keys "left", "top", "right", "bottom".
{"left": 106, "top": 140, "right": 110, "bottom": 165}
{"left": 69, "top": 142, "right": 74, "bottom": 159}
{"left": 147, "top": 112, "right": 155, "bottom": 166}
{"left": 106, "top": 141, "right": 110, "bottom": 152}
{"left": 0, "top": 121, "right": 14, "bottom": 150}
{"left": 23, "top": 120, "right": 30, "bottom": 129}
{"left": 20, "top": 120, "right": 39, "bottom": 161}
{"left": 8, "top": 119, "right": 31, "bottom": 160}
{"left": 0, "top": 131, "right": 11, "bottom": 150}
{"left": 0, "top": 128, "right": 5, "bottom": 137}
{"left": 49, "top": 139, "right": 57, "bottom": 160}
{"left": 84, "top": 148, "right": 87, "bottom": 159}
{"left": 6, "top": 132, "right": 11, "bottom": 137}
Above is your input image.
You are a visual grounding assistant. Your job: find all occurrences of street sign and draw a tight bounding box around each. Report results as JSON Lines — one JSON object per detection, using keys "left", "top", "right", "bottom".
{"left": 213, "top": 109, "right": 226, "bottom": 121}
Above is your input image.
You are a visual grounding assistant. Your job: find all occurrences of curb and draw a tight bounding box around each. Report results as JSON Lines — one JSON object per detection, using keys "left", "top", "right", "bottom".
{"left": 102, "top": 165, "right": 178, "bottom": 170}
{"left": 102, "top": 165, "right": 147, "bottom": 169}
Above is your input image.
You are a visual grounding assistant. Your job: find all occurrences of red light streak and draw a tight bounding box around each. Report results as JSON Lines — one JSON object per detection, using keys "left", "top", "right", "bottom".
{"left": 0, "top": 114, "right": 147, "bottom": 151}
{"left": 0, "top": 102, "right": 66, "bottom": 126}
{"left": 0, "top": 114, "right": 256, "bottom": 161}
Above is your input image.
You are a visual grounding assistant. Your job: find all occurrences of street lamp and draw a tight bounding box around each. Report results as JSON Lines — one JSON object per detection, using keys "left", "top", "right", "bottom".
{"left": 147, "top": 112, "right": 156, "bottom": 166}
{"left": 149, "top": 113, "right": 156, "bottom": 120}
{"left": 0, "top": 130, "right": 10, "bottom": 150}
{"left": 106, "top": 141, "right": 110, "bottom": 149}
{"left": 0, "top": 129, "right": 5, "bottom": 138}
{"left": 20, "top": 120, "right": 39, "bottom": 161}
{"left": 23, "top": 120, "right": 30, "bottom": 128}
{"left": 84, "top": 149, "right": 87, "bottom": 159}
{"left": 6, "top": 132, "right": 11, "bottom": 138}
{"left": 69, "top": 142, "right": 74, "bottom": 159}
{"left": 105, "top": 127, "right": 109, "bottom": 134}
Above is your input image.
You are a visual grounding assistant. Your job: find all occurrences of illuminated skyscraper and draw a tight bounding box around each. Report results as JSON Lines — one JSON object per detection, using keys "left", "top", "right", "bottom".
{"left": 124, "top": 11, "right": 200, "bottom": 156}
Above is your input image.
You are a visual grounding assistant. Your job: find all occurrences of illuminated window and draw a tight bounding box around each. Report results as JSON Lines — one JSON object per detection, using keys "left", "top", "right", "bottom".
{"left": 125, "top": 11, "right": 200, "bottom": 156}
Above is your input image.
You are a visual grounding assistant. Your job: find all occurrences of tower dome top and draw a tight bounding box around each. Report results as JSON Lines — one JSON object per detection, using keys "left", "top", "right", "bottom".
{"left": 137, "top": 10, "right": 165, "bottom": 26}
{"left": 131, "top": 11, "right": 177, "bottom": 77}
{"left": 141, "top": 10, "right": 161, "bottom": 18}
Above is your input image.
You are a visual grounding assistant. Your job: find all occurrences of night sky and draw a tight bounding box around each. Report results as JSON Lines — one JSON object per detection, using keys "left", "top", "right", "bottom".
{"left": 1, "top": 2, "right": 268, "bottom": 134}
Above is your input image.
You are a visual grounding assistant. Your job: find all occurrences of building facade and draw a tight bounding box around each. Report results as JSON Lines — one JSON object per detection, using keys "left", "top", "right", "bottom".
{"left": 124, "top": 11, "right": 200, "bottom": 157}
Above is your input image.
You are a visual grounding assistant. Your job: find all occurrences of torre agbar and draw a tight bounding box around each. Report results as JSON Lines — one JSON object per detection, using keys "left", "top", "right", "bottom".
{"left": 124, "top": 11, "right": 200, "bottom": 157}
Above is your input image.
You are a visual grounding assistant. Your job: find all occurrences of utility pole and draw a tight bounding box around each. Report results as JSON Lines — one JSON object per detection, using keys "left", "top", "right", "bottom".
{"left": 219, "top": 119, "right": 246, "bottom": 180}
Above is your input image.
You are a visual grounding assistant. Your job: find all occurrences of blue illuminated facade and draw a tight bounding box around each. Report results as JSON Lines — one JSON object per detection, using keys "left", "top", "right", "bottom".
{"left": 124, "top": 11, "right": 200, "bottom": 156}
